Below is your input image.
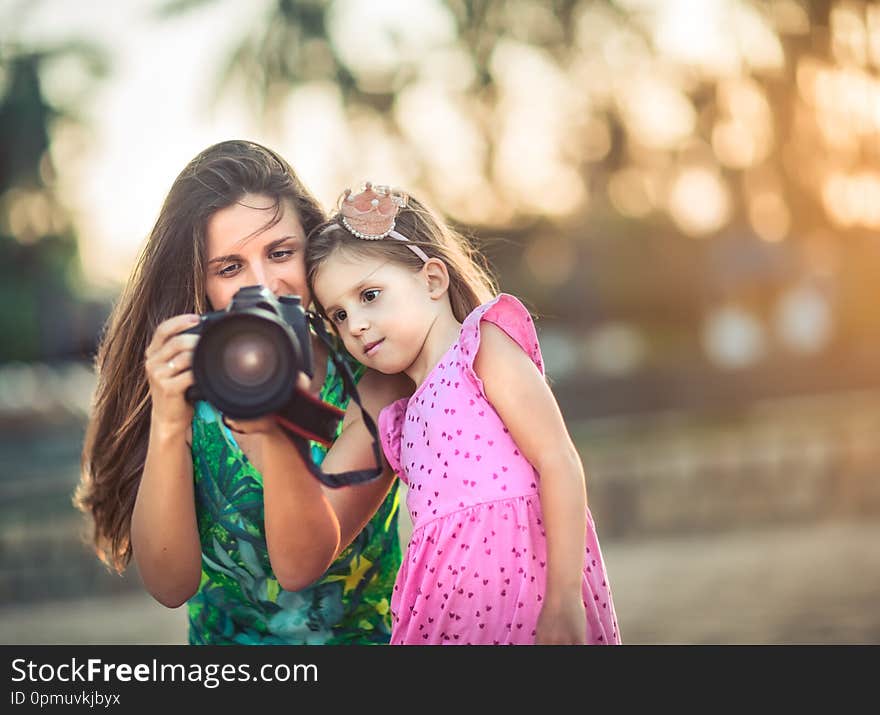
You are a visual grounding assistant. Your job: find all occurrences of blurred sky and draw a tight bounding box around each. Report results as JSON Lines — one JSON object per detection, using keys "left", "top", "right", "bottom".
{"left": 10, "top": 0, "right": 798, "bottom": 290}
{"left": 13, "top": 0, "right": 276, "bottom": 289}
{"left": 14, "top": 0, "right": 487, "bottom": 289}
{"left": 8, "top": 0, "right": 880, "bottom": 384}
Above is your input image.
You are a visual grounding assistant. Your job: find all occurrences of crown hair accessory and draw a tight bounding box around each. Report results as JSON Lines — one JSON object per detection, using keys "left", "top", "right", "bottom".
{"left": 338, "top": 182, "right": 428, "bottom": 262}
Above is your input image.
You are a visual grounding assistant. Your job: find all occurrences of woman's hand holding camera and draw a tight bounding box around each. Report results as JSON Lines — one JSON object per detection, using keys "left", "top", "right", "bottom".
{"left": 223, "top": 373, "right": 312, "bottom": 436}
{"left": 145, "top": 314, "right": 201, "bottom": 434}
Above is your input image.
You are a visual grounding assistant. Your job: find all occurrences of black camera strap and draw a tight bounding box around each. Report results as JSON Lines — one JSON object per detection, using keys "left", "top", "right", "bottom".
{"left": 272, "top": 313, "right": 386, "bottom": 489}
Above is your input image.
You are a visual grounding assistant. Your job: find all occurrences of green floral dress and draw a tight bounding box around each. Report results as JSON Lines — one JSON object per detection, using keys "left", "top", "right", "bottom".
{"left": 187, "top": 352, "right": 401, "bottom": 645}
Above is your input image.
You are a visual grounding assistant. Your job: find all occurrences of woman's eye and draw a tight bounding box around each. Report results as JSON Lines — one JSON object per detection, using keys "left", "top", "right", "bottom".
{"left": 269, "top": 249, "right": 294, "bottom": 260}
{"left": 332, "top": 309, "right": 347, "bottom": 324}
{"left": 363, "top": 289, "right": 380, "bottom": 303}
{"left": 218, "top": 263, "right": 241, "bottom": 277}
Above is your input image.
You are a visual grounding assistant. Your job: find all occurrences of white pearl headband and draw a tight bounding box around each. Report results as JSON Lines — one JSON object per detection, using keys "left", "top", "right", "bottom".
{"left": 333, "top": 182, "right": 429, "bottom": 263}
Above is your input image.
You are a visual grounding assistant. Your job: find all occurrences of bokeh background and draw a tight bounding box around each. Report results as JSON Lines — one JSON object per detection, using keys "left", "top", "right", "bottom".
{"left": 2, "top": 0, "right": 879, "bottom": 644}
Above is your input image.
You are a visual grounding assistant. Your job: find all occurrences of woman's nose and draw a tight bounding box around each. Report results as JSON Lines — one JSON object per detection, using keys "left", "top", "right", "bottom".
{"left": 265, "top": 266, "right": 299, "bottom": 298}
{"left": 267, "top": 276, "right": 285, "bottom": 296}
{"left": 245, "top": 264, "right": 269, "bottom": 289}
{"left": 250, "top": 264, "right": 286, "bottom": 295}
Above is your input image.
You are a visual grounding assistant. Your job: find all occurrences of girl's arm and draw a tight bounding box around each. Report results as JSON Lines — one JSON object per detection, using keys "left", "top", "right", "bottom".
{"left": 131, "top": 314, "right": 203, "bottom": 608}
{"left": 474, "top": 322, "right": 588, "bottom": 645}
{"left": 241, "top": 369, "right": 412, "bottom": 592}
{"left": 320, "top": 369, "right": 413, "bottom": 552}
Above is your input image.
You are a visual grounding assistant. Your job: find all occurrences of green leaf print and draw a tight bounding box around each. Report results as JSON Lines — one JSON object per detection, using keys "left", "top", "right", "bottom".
{"left": 188, "top": 347, "right": 402, "bottom": 645}
{"left": 238, "top": 539, "right": 266, "bottom": 580}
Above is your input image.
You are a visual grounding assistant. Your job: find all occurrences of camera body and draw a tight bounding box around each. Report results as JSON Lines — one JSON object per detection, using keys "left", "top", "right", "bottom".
{"left": 183, "top": 285, "right": 341, "bottom": 445}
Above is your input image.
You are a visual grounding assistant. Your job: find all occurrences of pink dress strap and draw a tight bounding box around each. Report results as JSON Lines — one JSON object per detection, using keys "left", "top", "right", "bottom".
{"left": 458, "top": 293, "right": 544, "bottom": 399}
{"left": 378, "top": 293, "right": 542, "bottom": 480}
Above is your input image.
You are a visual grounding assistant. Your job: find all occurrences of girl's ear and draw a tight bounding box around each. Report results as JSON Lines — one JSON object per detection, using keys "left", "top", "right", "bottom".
{"left": 421, "top": 258, "right": 450, "bottom": 300}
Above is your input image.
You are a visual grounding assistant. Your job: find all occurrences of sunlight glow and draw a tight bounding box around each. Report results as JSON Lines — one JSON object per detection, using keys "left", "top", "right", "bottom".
{"left": 748, "top": 191, "right": 791, "bottom": 242}
{"left": 822, "top": 171, "right": 880, "bottom": 229}
{"left": 327, "top": 0, "right": 456, "bottom": 91}
{"left": 630, "top": 0, "right": 785, "bottom": 77}
{"left": 702, "top": 305, "right": 766, "bottom": 369}
{"left": 712, "top": 78, "right": 774, "bottom": 169}
{"left": 618, "top": 76, "right": 696, "bottom": 149}
{"left": 491, "top": 40, "right": 587, "bottom": 216}
{"left": 394, "top": 82, "right": 499, "bottom": 223}
{"left": 668, "top": 167, "right": 732, "bottom": 237}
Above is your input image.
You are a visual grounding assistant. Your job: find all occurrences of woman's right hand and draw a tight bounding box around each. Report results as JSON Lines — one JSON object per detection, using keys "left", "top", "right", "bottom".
{"left": 144, "top": 313, "right": 201, "bottom": 433}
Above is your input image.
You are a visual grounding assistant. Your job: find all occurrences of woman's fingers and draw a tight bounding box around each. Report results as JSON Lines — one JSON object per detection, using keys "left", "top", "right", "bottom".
{"left": 146, "top": 334, "right": 198, "bottom": 381}
{"left": 145, "top": 314, "right": 200, "bottom": 385}
{"left": 164, "top": 348, "right": 194, "bottom": 377}
{"left": 167, "top": 367, "right": 195, "bottom": 393}
{"left": 145, "top": 314, "right": 200, "bottom": 358}
{"left": 144, "top": 315, "right": 200, "bottom": 432}
{"left": 152, "top": 333, "right": 199, "bottom": 364}
{"left": 145, "top": 319, "right": 199, "bottom": 398}
{"left": 149, "top": 356, "right": 195, "bottom": 392}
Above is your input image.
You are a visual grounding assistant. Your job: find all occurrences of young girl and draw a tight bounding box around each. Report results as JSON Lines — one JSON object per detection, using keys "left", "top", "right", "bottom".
{"left": 77, "top": 143, "right": 410, "bottom": 644}
{"left": 306, "top": 183, "right": 620, "bottom": 645}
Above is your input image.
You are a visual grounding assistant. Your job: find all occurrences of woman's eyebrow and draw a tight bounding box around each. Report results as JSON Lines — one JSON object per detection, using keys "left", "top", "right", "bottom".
{"left": 264, "top": 235, "right": 300, "bottom": 252}
{"left": 207, "top": 252, "right": 239, "bottom": 266}
{"left": 207, "top": 236, "right": 299, "bottom": 265}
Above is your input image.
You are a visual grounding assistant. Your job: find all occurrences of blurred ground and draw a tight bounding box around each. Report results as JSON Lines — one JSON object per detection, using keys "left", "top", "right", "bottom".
{"left": 2, "top": 516, "right": 877, "bottom": 645}
{"left": 605, "top": 517, "right": 880, "bottom": 644}
{"left": 3, "top": 370, "right": 879, "bottom": 645}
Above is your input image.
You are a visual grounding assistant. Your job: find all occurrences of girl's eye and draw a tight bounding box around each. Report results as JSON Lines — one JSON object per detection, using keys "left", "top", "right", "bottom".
{"left": 269, "top": 249, "right": 294, "bottom": 260}
{"left": 362, "top": 289, "right": 380, "bottom": 303}
{"left": 332, "top": 309, "right": 347, "bottom": 324}
{"left": 218, "top": 263, "right": 241, "bottom": 277}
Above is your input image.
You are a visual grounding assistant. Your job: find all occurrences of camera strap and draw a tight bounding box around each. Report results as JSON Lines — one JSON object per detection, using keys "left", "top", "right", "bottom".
{"left": 272, "top": 313, "right": 386, "bottom": 489}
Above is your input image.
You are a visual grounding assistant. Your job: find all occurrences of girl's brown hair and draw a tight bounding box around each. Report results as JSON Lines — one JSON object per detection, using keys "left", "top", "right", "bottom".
{"left": 306, "top": 193, "right": 498, "bottom": 322}
{"left": 76, "top": 140, "right": 325, "bottom": 572}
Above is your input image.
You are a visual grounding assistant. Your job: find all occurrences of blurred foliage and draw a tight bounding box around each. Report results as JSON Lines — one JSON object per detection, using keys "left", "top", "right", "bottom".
{"left": 156, "top": 0, "right": 880, "bottom": 357}
{"left": 5, "top": 0, "right": 878, "bottom": 394}
{"left": 0, "top": 37, "right": 108, "bottom": 361}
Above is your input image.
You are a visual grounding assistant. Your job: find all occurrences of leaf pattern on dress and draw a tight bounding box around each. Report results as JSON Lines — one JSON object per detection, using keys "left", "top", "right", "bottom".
{"left": 187, "top": 344, "right": 402, "bottom": 645}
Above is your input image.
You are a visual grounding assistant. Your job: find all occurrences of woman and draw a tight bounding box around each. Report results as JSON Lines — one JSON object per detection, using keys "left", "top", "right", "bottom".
{"left": 76, "top": 140, "right": 410, "bottom": 644}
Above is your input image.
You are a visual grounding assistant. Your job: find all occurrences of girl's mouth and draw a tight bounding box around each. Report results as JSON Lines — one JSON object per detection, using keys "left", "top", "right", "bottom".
{"left": 364, "top": 339, "right": 384, "bottom": 357}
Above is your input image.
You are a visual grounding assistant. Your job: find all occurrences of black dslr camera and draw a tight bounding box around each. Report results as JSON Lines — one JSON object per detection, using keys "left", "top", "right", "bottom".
{"left": 182, "top": 285, "right": 383, "bottom": 487}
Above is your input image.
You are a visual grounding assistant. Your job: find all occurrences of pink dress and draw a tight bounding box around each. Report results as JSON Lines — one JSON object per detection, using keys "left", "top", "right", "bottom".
{"left": 379, "top": 294, "right": 620, "bottom": 645}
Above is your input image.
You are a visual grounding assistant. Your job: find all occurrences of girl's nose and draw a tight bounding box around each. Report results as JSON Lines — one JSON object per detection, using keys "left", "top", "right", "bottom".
{"left": 350, "top": 312, "right": 370, "bottom": 336}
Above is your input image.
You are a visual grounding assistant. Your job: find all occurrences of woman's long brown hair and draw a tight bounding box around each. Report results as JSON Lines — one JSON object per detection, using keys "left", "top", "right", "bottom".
{"left": 75, "top": 140, "right": 325, "bottom": 572}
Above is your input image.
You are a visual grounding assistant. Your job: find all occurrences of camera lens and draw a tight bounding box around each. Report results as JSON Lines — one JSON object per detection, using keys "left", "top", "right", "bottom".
{"left": 191, "top": 313, "right": 301, "bottom": 419}
{"left": 222, "top": 332, "right": 279, "bottom": 388}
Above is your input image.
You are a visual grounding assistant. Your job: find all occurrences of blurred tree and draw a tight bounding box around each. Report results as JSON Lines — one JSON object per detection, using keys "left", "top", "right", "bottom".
{"left": 0, "top": 39, "right": 108, "bottom": 362}
{"left": 155, "top": 2, "right": 845, "bottom": 263}
{"left": 160, "top": 0, "right": 880, "bottom": 401}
